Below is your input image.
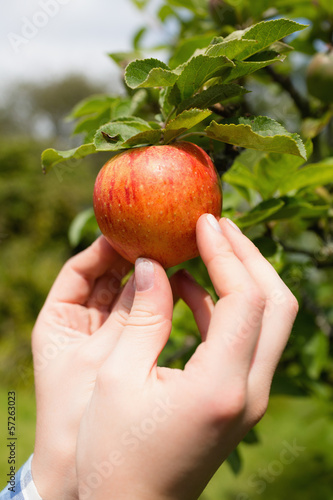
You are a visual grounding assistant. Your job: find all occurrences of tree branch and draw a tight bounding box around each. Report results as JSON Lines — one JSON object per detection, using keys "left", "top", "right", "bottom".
{"left": 265, "top": 66, "right": 312, "bottom": 119}
{"left": 210, "top": 103, "right": 238, "bottom": 118}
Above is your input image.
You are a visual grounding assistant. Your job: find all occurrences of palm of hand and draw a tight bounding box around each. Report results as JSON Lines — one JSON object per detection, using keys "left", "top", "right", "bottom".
{"left": 31, "top": 238, "right": 132, "bottom": 500}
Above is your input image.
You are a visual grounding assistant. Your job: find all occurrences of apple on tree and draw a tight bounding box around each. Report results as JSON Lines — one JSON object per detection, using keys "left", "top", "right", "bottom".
{"left": 42, "top": 18, "right": 308, "bottom": 269}
{"left": 93, "top": 142, "right": 222, "bottom": 268}
{"left": 306, "top": 49, "right": 333, "bottom": 104}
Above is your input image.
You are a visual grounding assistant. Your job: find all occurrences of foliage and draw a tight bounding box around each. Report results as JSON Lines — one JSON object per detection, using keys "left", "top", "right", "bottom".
{"left": 42, "top": 17, "right": 309, "bottom": 171}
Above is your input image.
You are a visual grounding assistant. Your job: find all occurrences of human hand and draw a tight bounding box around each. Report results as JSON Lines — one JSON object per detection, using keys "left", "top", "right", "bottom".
{"left": 31, "top": 237, "right": 133, "bottom": 500}
{"left": 76, "top": 215, "right": 299, "bottom": 500}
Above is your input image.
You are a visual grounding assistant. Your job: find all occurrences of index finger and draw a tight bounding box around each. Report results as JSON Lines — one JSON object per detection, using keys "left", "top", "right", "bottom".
{"left": 46, "top": 236, "right": 131, "bottom": 305}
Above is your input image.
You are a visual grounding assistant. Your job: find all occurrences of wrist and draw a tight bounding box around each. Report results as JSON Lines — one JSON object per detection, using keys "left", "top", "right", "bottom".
{"left": 32, "top": 442, "right": 78, "bottom": 500}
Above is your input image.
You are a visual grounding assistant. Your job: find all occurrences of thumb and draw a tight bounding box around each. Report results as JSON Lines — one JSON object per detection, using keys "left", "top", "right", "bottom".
{"left": 105, "top": 258, "right": 173, "bottom": 381}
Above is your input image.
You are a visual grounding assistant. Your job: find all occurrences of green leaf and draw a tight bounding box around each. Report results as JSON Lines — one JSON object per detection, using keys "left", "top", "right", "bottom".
{"left": 279, "top": 158, "right": 333, "bottom": 194}
{"left": 125, "top": 58, "right": 179, "bottom": 89}
{"left": 224, "top": 141, "right": 313, "bottom": 200}
{"left": 170, "top": 54, "right": 234, "bottom": 103}
{"left": 111, "top": 98, "right": 137, "bottom": 119}
{"left": 109, "top": 51, "right": 141, "bottom": 68}
{"left": 68, "top": 208, "right": 98, "bottom": 247}
{"left": 252, "top": 237, "right": 278, "bottom": 258}
{"left": 205, "top": 116, "right": 307, "bottom": 159}
{"left": 129, "top": 89, "right": 149, "bottom": 115}
{"left": 237, "top": 196, "right": 328, "bottom": 228}
{"left": 271, "top": 373, "right": 307, "bottom": 397}
{"left": 41, "top": 143, "right": 96, "bottom": 174}
{"left": 166, "top": 0, "right": 208, "bottom": 17}
{"left": 222, "top": 54, "right": 286, "bottom": 83}
{"left": 226, "top": 448, "right": 242, "bottom": 475}
{"left": 107, "top": 116, "right": 153, "bottom": 127}
{"left": 253, "top": 140, "right": 312, "bottom": 199}
{"left": 164, "top": 108, "right": 212, "bottom": 143}
{"left": 177, "top": 83, "right": 248, "bottom": 113}
{"left": 158, "top": 4, "right": 175, "bottom": 21}
{"left": 94, "top": 117, "right": 160, "bottom": 151}
{"left": 223, "top": 161, "right": 259, "bottom": 192}
{"left": 225, "top": 19, "right": 308, "bottom": 61}
{"left": 169, "top": 33, "right": 216, "bottom": 69}
{"left": 270, "top": 197, "right": 329, "bottom": 220}
{"left": 66, "top": 95, "right": 116, "bottom": 120}
{"left": 206, "top": 39, "right": 257, "bottom": 59}
{"left": 303, "top": 332, "right": 330, "bottom": 380}
{"left": 72, "top": 109, "right": 112, "bottom": 142}
{"left": 133, "top": 27, "right": 146, "bottom": 50}
{"left": 123, "top": 128, "right": 162, "bottom": 147}
{"left": 223, "top": 149, "right": 266, "bottom": 192}
{"left": 243, "top": 428, "right": 260, "bottom": 445}
{"left": 269, "top": 40, "right": 294, "bottom": 56}
{"left": 159, "top": 87, "right": 175, "bottom": 121}
{"left": 131, "top": 0, "right": 149, "bottom": 9}
{"left": 301, "top": 110, "right": 333, "bottom": 139}
{"left": 236, "top": 199, "right": 285, "bottom": 228}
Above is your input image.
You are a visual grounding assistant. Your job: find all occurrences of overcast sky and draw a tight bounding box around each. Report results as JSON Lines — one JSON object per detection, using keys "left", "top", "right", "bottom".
{"left": 1, "top": 0, "right": 164, "bottom": 91}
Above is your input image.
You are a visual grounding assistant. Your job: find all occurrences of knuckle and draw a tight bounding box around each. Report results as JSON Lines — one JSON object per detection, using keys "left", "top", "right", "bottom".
{"left": 127, "top": 310, "right": 169, "bottom": 330}
{"left": 271, "top": 288, "right": 299, "bottom": 319}
{"left": 287, "top": 293, "right": 299, "bottom": 319}
{"left": 113, "top": 308, "right": 130, "bottom": 328}
{"left": 214, "top": 245, "right": 235, "bottom": 263}
{"left": 250, "top": 394, "right": 269, "bottom": 425}
{"left": 63, "top": 256, "right": 76, "bottom": 272}
{"left": 205, "top": 247, "right": 234, "bottom": 270}
{"left": 222, "top": 385, "right": 247, "bottom": 419}
{"left": 203, "top": 379, "right": 247, "bottom": 423}
{"left": 244, "top": 287, "right": 266, "bottom": 313}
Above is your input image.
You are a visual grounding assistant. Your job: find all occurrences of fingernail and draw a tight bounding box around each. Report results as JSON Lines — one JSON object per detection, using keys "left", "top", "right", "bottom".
{"left": 135, "top": 258, "right": 154, "bottom": 291}
{"left": 206, "top": 214, "right": 222, "bottom": 233}
{"left": 225, "top": 218, "right": 242, "bottom": 233}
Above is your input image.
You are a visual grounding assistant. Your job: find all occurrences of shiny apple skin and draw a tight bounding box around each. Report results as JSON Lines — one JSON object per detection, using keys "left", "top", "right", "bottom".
{"left": 93, "top": 141, "right": 222, "bottom": 268}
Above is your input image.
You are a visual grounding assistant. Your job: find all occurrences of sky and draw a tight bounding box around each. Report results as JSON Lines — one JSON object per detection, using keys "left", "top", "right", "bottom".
{"left": 1, "top": 0, "right": 164, "bottom": 91}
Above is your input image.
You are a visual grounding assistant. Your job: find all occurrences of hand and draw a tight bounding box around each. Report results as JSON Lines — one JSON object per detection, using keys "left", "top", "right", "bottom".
{"left": 76, "top": 215, "right": 299, "bottom": 500}
{"left": 31, "top": 237, "right": 132, "bottom": 500}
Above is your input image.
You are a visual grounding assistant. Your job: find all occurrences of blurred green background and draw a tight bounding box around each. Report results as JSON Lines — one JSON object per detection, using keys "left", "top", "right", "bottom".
{"left": 1, "top": 0, "right": 333, "bottom": 498}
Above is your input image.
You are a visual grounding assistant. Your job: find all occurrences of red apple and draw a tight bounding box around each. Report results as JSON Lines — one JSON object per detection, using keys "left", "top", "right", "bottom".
{"left": 93, "top": 141, "right": 222, "bottom": 268}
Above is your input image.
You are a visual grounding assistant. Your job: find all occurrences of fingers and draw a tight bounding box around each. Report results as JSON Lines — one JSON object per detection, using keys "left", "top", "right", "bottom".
{"left": 101, "top": 258, "right": 173, "bottom": 383}
{"left": 190, "top": 214, "right": 297, "bottom": 411}
{"left": 188, "top": 214, "right": 265, "bottom": 380}
{"left": 217, "top": 218, "right": 298, "bottom": 393}
{"left": 170, "top": 270, "right": 215, "bottom": 341}
{"left": 46, "top": 236, "right": 131, "bottom": 306}
{"left": 93, "top": 274, "right": 135, "bottom": 347}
